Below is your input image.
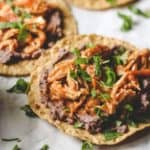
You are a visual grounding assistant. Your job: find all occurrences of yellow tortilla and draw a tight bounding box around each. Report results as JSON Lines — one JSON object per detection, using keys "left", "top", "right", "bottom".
{"left": 0, "top": 0, "right": 77, "bottom": 76}
{"left": 28, "top": 34, "right": 150, "bottom": 145}
{"left": 67, "top": 0, "right": 136, "bottom": 10}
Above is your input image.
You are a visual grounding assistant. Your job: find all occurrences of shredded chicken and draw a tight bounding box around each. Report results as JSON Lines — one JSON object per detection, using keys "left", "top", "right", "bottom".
{"left": 14, "top": 0, "right": 49, "bottom": 14}
{"left": 46, "top": 45, "right": 150, "bottom": 117}
{"left": 0, "top": 2, "right": 18, "bottom": 22}
{"left": 23, "top": 28, "right": 46, "bottom": 54}
{"left": 0, "top": 0, "right": 64, "bottom": 63}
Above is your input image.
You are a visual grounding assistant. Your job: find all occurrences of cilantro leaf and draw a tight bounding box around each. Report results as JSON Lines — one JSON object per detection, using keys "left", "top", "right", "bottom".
{"left": 75, "top": 57, "right": 89, "bottom": 65}
{"left": 99, "top": 93, "right": 110, "bottom": 101}
{"left": 106, "top": 0, "right": 116, "bottom": 5}
{"left": 12, "top": 144, "right": 21, "bottom": 150}
{"left": 0, "top": 22, "right": 29, "bottom": 42}
{"left": 21, "top": 105, "right": 37, "bottom": 118}
{"left": 0, "top": 22, "right": 22, "bottom": 29}
{"left": 70, "top": 70, "right": 78, "bottom": 80}
{"left": 129, "top": 6, "right": 150, "bottom": 18}
{"left": 17, "top": 25, "right": 29, "bottom": 41}
{"left": 86, "top": 43, "right": 94, "bottom": 48}
{"left": 1, "top": 138, "right": 21, "bottom": 142}
{"left": 71, "top": 48, "right": 80, "bottom": 57}
{"left": 103, "top": 67, "right": 116, "bottom": 87}
{"left": 94, "top": 107, "right": 103, "bottom": 117}
{"left": 104, "top": 131, "right": 121, "bottom": 141}
{"left": 118, "top": 12, "right": 133, "bottom": 31}
{"left": 74, "top": 121, "right": 83, "bottom": 129}
{"left": 92, "top": 55, "right": 102, "bottom": 76}
{"left": 77, "top": 68, "right": 91, "bottom": 82}
{"left": 40, "top": 144, "right": 49, "bottom": 150}
{"left": 82, "top": 141, "right": 93, "bottom": 150}
{"left": 91, "top": 89, "right": 97, "bottom": 98}
{"left": 124, "top": 104, "right": 134, "bottom": 112}
{"left": 7, "top": 79, "right": 30, "bottom": 94}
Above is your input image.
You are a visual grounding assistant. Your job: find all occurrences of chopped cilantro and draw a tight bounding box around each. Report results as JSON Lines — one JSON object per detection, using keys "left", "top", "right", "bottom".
{"left": 0, "top": 22, "right": 22, "bottom": 29}
{"left": 1, "top": 138, "right": 21, "bottom": 142}
{"left": 116, "top": 120, "right": 122, "bottom": 126}
{"left": 71, "top": 48, "right": 80, "bottom": 57}
{"left": 77, "top": 68, "right": 91, "bottom": 82}
{"left": 40, "top": 144, "right": 49, "bottom": 150}
{"left": 124, "top": 104, "right": 134, "bottom": 112}
{"left": 0, "top": 21, "right": 29, "bottom": 42}
{"left": 106, "top": 0, "right": 116, "bottom": 5}
{"left": 75, "top": 57, "right": 89, "bottom": 65}
{"left": 82, "top": 141, "right": 93, "bottom": 150}
{"left": 86, "top": 43, "right": 94, "bottom": 48}
{"left": 129, "top": 6, "right": 150, "bottom": 18}
{"left": 91, "top": 89, "right": 97, "bottom": 98}
{"left": 21, "top": 105, "right": 37, "bottom": 118}
{"left": 17, "top": 25, "right": 29, "bottom": 41}
{"left": 74, "top": 121, "right": 83, "bottom": 129}
{"left": 118, "top": 12, "right": 133, "bottom": 31}
{"left": 94, "top": 107, "right": 103, "bottom": 117}
{"left": 70, "top": 70, "right": 78, "bottom": 80}
{"left": 12, "top": 144, "right": 21, "bottom": 150}
{"left": 7, "top": 79, "right": 30, "bottom": 94}
{"left": 103, "top": 67, "right": 116, "bottom": 87}
{"left": 104, "top": 131, "right": 121, "bottom": 141}
{"left": 99, "top": 93, "right": 110, "bottom": 101}
{"left": 92, "top": 55, "right": 102, "bottom": 76}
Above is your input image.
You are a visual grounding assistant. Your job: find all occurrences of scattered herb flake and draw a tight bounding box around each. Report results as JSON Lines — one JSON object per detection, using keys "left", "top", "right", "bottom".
{"left": 91, "top": 89, "right": 97, "bottom": 98}
{"left": 0, "top": 21, "right": 29, "bottom": 42}
{"left": 74, "top": 121, "right": 83, "bottom": 129}
{"left": 94, "top": 107, "right": 103, "bottom": 117}
{"left": 0, "top": 22, "right": 22, "bottom": 29}
{"left": 116, "top": 120, "right": 122, "bottom": 126}
{"left": 12, "top": 144, "right": 21, "bottom": 150}
{"left": 129, "top": 6, "right": 150, "bottom": 18}
{"left": 21, "top": 105, "right": 37, "bottom": 118}
{"left": 71, "top": 48, "right": 80, "bottom": 57}
{"left": 70, "top": 70, "right": 78, "bottom": 80}
{"left": 1, "top": 138, "right": 21, "bottom": 142}
{"left": 106, "top": 0, "right": 116, "bottom": 5}
{"left": 75, "top": 57, "right": 89, "bottom": 65}
{"left": 104, "top": 131, "right": 121, "bottom": 141}
{"left": 82, "top": 141, "right": 93, "bottom": 150}
{"left": 77, "top": 68, "right": 91, "bottom": 82}
{"left": 86, "top": 43, "right": 94, "bottom": 48}
{"left": 17, "top": 25, "right": 29, "bottom": 41}
{"left": 118, "top": 12, "right": 133, "bottom": 31}
{"left": 99, "top": 93, "right": 110, "bottom": 101}
{"left": 92, "top": 55, "right": 102, "bottom": 76}
{"left": 128, "top": 120, "right": 138, "bottom": 128}
{"left": 124, "top": 104, "right": 134, "bottom": 112}
{"left": 7, "top": 79, "right": 30, "bottom": 94}
{"left": 40, "top": 144, "right": 49, "bottom": 150}
{"left": 103, "top": 67, "right": 116, "bottom": 87}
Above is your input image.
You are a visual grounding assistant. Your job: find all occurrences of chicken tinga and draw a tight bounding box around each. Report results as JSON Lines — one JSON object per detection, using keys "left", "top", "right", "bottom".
{"left": 0, "top": 0, "right": 77, "bottom": 76}
{"left": 28, "top": 35, "right": 150, "bottom": 145}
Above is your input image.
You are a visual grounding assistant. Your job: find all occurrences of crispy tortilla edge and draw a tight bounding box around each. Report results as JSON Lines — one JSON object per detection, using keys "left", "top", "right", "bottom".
{"left": 0, "top": 0, "right": 77, "bottom": 76}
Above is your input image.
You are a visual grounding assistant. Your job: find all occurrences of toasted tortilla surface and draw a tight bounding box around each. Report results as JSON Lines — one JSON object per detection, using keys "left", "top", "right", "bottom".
{"left": 28, "top": 34, "right": 150, "bottom": 145}
{"left": 0, "top": 0, "right": 77, "bottom": 76}
{"left": 67, "top": 0, "right": 136, "bottom": 10}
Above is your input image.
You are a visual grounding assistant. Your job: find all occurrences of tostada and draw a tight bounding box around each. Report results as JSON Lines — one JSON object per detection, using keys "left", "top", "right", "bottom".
{"left": 28, "top": 35, "right": 150, "bottom": 145}
{"left": 0, "top": 0, "right": 77, "bottom": 76}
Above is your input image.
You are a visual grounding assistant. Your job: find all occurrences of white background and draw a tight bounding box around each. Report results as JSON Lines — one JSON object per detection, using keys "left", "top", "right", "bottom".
{"left": 0, "top": 0, "right": 150, "bottom": 149}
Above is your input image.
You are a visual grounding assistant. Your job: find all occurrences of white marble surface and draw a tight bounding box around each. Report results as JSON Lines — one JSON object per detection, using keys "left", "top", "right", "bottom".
{"left": 0, "top": 0, "right": 150, "bottom": 149}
